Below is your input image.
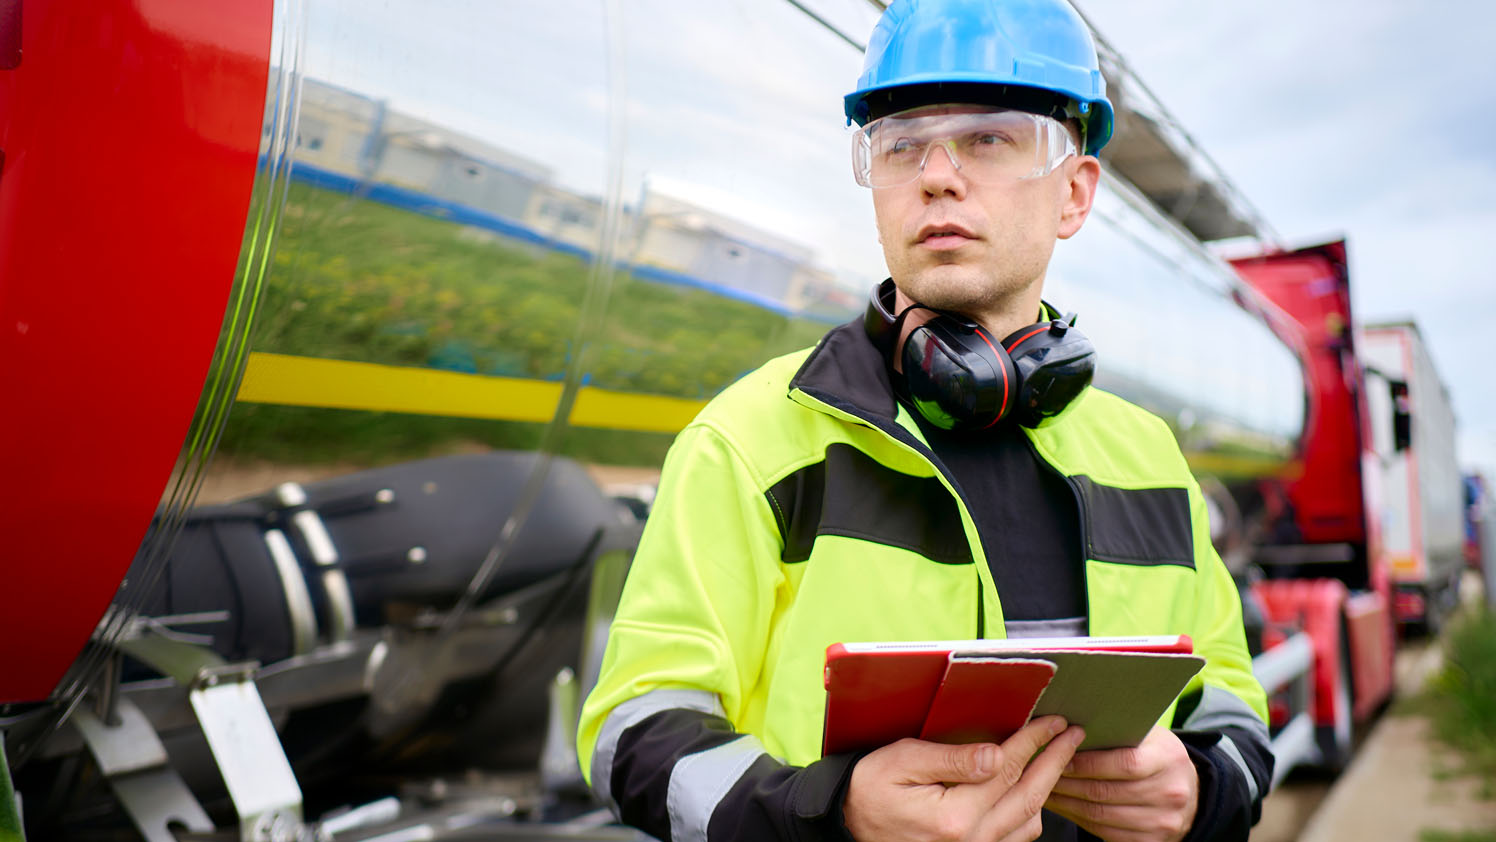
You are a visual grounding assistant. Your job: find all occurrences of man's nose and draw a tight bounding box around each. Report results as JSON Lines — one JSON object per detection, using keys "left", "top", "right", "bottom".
{"left": 918, "top": 141, "right": 966, "bottom": 196}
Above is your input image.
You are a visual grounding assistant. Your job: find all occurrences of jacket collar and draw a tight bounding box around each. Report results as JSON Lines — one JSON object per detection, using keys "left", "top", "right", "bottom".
{"left": 787, "top": 318, "right": 903, "bottom": 427}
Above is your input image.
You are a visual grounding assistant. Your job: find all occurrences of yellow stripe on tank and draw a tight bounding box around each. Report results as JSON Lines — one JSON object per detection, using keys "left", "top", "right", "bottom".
{"left": 236, "top": 352, "right": 706, "bottom": 433}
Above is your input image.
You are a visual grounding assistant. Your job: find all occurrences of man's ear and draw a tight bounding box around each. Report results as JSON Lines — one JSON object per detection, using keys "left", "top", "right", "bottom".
{"left": 1057, "top": 155, "right": 1101, "bottom": 240}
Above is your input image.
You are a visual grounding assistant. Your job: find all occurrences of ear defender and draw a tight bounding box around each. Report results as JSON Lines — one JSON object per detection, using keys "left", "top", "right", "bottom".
{"left": 863, "top": 280, "right": 1095, "bottom": 430}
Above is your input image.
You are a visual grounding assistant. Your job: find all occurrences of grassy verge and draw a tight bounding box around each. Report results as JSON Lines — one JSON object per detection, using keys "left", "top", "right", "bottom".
{"left": 1401, "top": 605, "right": 1496, "bottom": 841}
{"left": 212, "top": 182, "right": 835, "bottom": 468}
{"left": 1422, "top": 831, "right": 1496, "bottom": 842}
{"left": 1423, "top": 608, "right": 1496, "bottom": 796}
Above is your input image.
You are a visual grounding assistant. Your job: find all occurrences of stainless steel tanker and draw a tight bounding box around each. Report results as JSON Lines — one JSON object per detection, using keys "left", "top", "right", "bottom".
{"left": 0, "top": 1, "right": 1304, "bottom": 839}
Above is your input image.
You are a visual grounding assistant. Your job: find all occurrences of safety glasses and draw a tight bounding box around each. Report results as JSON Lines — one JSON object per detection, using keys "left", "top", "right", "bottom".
{"left": 851, "top": 107, "right": 1077, "bottom": 189}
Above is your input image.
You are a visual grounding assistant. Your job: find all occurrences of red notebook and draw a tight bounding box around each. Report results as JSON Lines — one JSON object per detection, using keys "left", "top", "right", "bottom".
{"left": 821, "top": 635, "right": 1201, "bottom": 756}
{"left": 917, "top": 656, "right": 1056, "bottom": 745}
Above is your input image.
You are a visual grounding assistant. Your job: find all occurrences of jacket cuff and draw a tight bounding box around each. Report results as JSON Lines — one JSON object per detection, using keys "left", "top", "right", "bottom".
{"left": 795, "top": 751, "right": 867, "bottom": 841}
{"left": 1175, "top": 730, "right": 1254, "bottom": 842}
{"left": 713, "top": 750, "right": 866, "bottom": 842}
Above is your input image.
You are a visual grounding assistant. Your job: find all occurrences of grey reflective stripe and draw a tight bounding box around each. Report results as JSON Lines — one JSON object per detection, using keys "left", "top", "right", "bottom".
{"left": 591, "top": 689, "right": 723, "bottom": 814}
{"left": 1215, "top": 735, "right": 1259, "bottom": 802}
{"left": 1181, "top": 685, "right": 1270, "bottom": 745}
{"left": 1182, "top": 685, "right": 1269, "bottom": 800}
{"left": 667, "top": 735, "right": 767, "bottom": 842}
{"left": 1003, "top": 616, "right": 1086, "bottom": 639}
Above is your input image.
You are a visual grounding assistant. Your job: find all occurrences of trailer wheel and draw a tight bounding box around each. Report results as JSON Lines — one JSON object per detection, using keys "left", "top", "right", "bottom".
{"left": 1314, "top": 622, "right": 1355, "bottom": 773}
{"left": 1433, "top": 570, "right": 1462, "bottom": 634}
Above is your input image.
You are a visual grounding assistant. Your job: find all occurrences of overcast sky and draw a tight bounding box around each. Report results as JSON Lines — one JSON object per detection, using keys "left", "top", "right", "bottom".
{"left": 1078, "top": 1, "right": 1496, "bottom": 477}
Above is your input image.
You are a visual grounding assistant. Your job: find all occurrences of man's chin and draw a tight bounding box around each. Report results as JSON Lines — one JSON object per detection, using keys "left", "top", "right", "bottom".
{"left": 898, "top": 267, "right": 991, "bottom": 310}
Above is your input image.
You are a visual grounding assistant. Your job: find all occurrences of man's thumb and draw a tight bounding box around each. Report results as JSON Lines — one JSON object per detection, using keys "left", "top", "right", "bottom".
{"left": 908, "top": 740, "right": 998, "bottom": 784}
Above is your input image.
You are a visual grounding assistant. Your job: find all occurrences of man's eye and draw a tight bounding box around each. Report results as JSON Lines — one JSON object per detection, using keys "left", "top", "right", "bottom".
{"left": 887, "top": 137, "right": 918, "bottom": 156}
{"left": 970, "top": 132, "right": 1009, "bottom": 147}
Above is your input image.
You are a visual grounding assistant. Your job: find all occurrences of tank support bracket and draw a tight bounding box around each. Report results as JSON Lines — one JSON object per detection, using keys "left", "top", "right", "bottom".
{"left": 189, "top": 667, "right": 314, "bottom": 841}
{"left": 72, "top": 697, "right": 213, "bottom": 842}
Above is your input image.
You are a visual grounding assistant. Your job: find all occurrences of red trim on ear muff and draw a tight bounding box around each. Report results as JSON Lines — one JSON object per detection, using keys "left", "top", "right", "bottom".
{"left": 971, "top": 327, "right": 1010, "bottom": 428}
{"left": 1004, "top": 325, "right": 1050, "bottom": 352}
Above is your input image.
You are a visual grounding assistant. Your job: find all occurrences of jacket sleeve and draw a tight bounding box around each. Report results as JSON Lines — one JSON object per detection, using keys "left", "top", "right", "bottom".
{"left": 1173, "top": 476, "right": 1274, "bottom": 842}
{"left": 576, "top": 422, "right": 857, "bottom": 842}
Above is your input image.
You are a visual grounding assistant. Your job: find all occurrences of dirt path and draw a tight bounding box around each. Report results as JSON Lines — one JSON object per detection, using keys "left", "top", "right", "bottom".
{"left": 1254, "top": 779, "right": 1333, "bottom": 842}
{"left": 1297, "top": 713, "right": 1496, "bottom": 841}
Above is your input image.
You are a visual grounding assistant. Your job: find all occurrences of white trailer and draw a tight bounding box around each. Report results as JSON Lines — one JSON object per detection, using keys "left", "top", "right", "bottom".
{"left": 1360, "top": 322, "right": 1465, "bottom": 630}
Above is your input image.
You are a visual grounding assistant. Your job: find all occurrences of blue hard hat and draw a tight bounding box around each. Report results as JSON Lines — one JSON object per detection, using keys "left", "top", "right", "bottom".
{"left": 846, "top": 0, "right": 1115, "bottom": 156}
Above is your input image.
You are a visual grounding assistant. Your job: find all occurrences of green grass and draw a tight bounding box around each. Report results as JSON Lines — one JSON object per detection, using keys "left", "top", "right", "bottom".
{"left": 215, "top": 182, "right": 838, "bottom": 467}
{"left": 1421, "top": 830, "right": 1496, "bottom": 842}
{"left": 1398, "top": 607, "right": 1496, "bottom": 841}
{"left": 1421, "top": 608, "right": 1496, "bottom": 798}
{"left": 255, "top": 183, "right": 831, "bottom": 395}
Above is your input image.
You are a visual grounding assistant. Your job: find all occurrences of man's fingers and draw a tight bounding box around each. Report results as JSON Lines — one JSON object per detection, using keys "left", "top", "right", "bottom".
{"left": 1049, "top": 772, "right": 1133, "bottom": 804}
{"left": 1000, "top": 717, "right": 1069, "bottom": 766}
{"left": 1045, "top": 731, "right": 1199, "bottom": 842}
{"left": 1046, "top": 792, "right": 1190, "bottom": 841}
{"left": 992, "top": 811, "right": 1045, "bottom": 842}
{"left": 1014, "top": 724, "right": 1086, "bottom": 792}
{"left": 977, "top": 725, "right": 1085, "bottom": 807}
{"left": 969, "top": 726, "right": 1086, "bottom": 840}
{"left": 939, "top": 717, "right": 1069, "bottom": 798}
{"left": 1063, "top": 728, "right": 1172, "bottom": 780}
{"left": 883, "top": 737, "right": 1002, "bottom": 785}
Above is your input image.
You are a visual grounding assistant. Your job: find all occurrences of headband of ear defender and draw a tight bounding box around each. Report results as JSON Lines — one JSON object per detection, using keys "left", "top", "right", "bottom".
{"left": 863, "top": 279, "right": 1096, "bottom": 430}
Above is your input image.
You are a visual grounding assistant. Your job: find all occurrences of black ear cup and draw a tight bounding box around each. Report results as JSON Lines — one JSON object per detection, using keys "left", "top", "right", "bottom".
{"left": 863, "top": 280, "right": 1095, "bottom": 431}
{"left": 902, "top": 318, "right": 1018, "bottom": 430}
{"left": 1000, "top": 319, "right": 1096, "bottom": 428}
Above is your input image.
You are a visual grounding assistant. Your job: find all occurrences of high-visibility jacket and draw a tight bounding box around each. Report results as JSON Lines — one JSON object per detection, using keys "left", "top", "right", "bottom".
{"left": 578, "top": 322, "right": 1272, "bottom": 842}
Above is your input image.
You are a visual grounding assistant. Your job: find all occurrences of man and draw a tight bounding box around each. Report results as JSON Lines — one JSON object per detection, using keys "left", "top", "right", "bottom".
{"left": 577, "top": 1, "right": 1273, "bottom": 840}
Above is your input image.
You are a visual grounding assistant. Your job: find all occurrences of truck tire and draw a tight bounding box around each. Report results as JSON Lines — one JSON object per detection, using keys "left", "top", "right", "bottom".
{"left": 1425, "top": 583, "right": 1444, "bottom": 636}
{"left": 1424, "top": 574, "right": 1457, "bottom": 637}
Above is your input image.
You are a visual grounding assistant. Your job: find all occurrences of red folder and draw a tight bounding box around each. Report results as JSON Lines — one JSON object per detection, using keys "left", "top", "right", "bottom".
{"left": 821, "top": 635, "right": 1201, "bottom": 756}
{"left": 917, "top": 656, "right": 1056, "bottom": 745}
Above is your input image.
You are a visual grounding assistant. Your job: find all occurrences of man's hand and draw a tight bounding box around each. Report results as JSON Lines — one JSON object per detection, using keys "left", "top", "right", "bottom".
{"left": 843, "top": 716, "right": 1085, "bottom": 842}
{"left": 1043, "top": 726, "right": 1199, "bottom": 842}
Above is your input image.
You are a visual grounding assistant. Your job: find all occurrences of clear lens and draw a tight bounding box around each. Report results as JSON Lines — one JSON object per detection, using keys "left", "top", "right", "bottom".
{"left": 851, "top": 108, "right": 1076, "bottom": 188}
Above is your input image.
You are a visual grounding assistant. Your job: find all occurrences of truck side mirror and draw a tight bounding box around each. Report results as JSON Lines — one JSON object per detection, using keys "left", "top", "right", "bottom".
{"left": 1391, "top": 381, "right": 1412, "bottom": 452}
